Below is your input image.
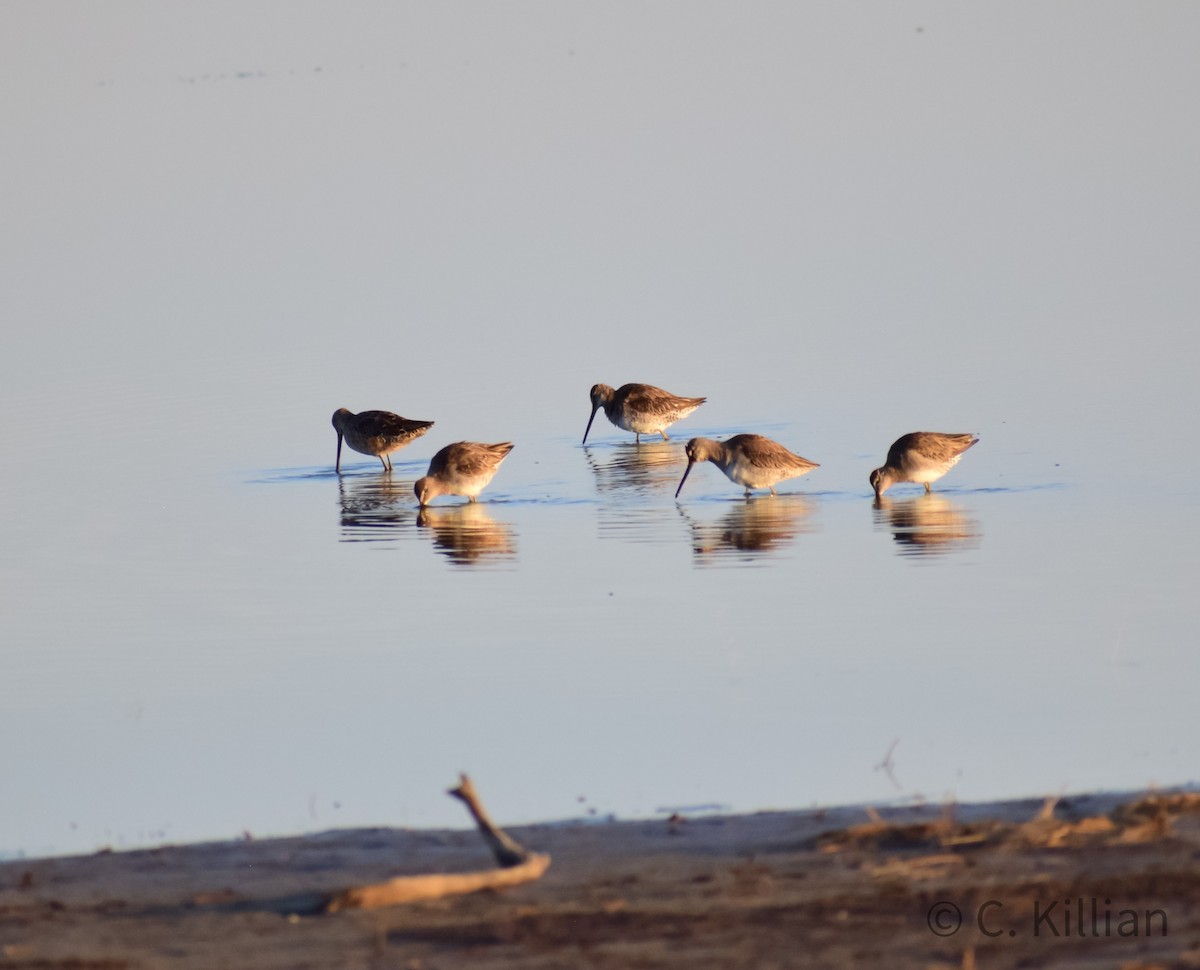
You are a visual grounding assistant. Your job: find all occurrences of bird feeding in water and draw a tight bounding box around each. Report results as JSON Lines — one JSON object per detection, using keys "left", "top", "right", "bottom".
{"left": 675, "top": 434, "right": 819, "bottom": 498}
{"left": 869, "top": 432, "right": 978, "bottom": 498}
{"left": 332, "top": 408, "right": 434, "bottom": 473}
{"left": 415, "top": 441, "right": 515, "bottom": 506}
{"left": 582, "top": 383, "right": 706, "bottom": 444}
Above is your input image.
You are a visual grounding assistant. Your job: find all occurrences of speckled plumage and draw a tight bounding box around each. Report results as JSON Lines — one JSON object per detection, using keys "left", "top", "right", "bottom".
{"left": 870, "top": 432, "right": 978, "bottom": 498}
{"left": 583, "top": 383, "right": 706, "bottom": 444}
{"left": 332, "top": 408, "right": 433, "bottom": 473}
{"left": 415, "top": 441, "right": 514, "bottom": 506}
{"left": 675, "top": 434, "right": 819, "bottom": 497}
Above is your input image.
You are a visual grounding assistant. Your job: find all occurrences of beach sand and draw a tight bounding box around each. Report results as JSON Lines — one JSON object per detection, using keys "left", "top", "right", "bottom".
{"left": 2, "top": 789, "right": 1198, "bottom": 969}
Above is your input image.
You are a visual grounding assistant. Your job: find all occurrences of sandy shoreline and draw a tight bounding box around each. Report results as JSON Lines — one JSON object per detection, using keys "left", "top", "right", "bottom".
{"left": 2, "top": 788, "right": 1198, "bottom": 969}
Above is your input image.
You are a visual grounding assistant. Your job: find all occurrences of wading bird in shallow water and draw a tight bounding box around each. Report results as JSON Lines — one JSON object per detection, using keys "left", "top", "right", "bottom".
{"left": 415, "top": 441, "right": 514, "bottom": 506}
{"left": 869, "top": 432, "right": 979, "bottom": 498}
{"left": 582, "top": 383, "right": 706, "bottom": 444}
{"left": 675, "top": 434, "right": 819, "bottom": 498}
{"left": 332, "top": 408, "right": 433, "bottom": 473}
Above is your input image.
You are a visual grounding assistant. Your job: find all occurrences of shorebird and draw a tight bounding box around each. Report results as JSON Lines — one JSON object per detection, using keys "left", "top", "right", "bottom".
{"left": 332, "top": 408, "right": 433, "bottom": 473}
{"left": 869, "top": 432, "right": 979, "bottom": 498}
{"left": 415, "top": 441, "right": 514, "bottom": 506}
{"left": 582, "top": 383, "right": 706, "bottom": 444}
{"left": 675, "top": 434, "right": 819, "bottom": 497}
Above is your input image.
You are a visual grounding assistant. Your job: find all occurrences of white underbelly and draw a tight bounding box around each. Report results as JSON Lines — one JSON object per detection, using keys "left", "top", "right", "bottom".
{"left": 909, "top": 456, "right": 960, "bottom": 484}
{"left": 617, "top": 413, "right": 662, "bottom": 434}
{"left": 725, "top": 457, "right": 782, "bottom": 489}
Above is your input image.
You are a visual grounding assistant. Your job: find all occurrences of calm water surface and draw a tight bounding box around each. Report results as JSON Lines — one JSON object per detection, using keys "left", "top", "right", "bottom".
{"left": 3, "top": 4, "right": 1199, "bottom": 857}
{"left": 3, "top": 398, "right": 1197, "bottom": 857}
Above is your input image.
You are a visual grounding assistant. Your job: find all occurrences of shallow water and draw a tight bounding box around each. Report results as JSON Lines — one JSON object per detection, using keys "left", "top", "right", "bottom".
{"left": 2, "top": 4, "right": 1199, "bottom": 857}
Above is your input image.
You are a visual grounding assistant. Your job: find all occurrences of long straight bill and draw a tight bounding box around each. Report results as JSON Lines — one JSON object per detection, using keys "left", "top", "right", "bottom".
{"left": 674, "top": 461, "right": 696, "bottom": 498}
{"left": 582, "top": 406, "right": 601, "bottom": 445}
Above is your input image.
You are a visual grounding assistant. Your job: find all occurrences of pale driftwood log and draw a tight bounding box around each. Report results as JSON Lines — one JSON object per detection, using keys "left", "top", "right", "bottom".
{"left": 324, "top": 852, "right": 551, "bottom": 912}
{"left": 323, "top": 774, "right": 550, "bottom": 913}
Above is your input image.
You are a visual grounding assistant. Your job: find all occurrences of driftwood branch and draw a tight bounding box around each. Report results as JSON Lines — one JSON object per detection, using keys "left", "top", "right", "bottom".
{"left": 324, "top": 773, "right": 550, "bottom": 913}
{"left": 447, "top": 773, "right": 531, "bottom": 867}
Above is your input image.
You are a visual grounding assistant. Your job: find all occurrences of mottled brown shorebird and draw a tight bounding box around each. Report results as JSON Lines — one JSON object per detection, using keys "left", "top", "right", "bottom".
{"left": 675, "top": 434, "right": 819, "bottom": 498}
{"left": 332, "top": 408, "right": 433, "bottom": 473}
{"left": 583, "top": 383, "right": 706, "bottom": 444}
{"left": 869, "top": 432, "right": 979, "bottom": 498}
{"left": 415, "top": 441, "right": 514, "bottom": 506}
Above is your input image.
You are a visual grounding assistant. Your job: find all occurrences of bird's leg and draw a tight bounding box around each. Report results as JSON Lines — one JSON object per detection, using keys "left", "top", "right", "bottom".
{"left": 468, "top": 496, "right": 477, "bottom": 503}
{"left": 769, "top": 486, "right": 777, "bottom": 496}
{"left": 924, "top": 482, "right": 932, "bottom": 493}
{"left": 379, "top": 454, "right": 389, "bottom": 471}
{"left": 659, "top": 430, "right": 669, "bottom": 441}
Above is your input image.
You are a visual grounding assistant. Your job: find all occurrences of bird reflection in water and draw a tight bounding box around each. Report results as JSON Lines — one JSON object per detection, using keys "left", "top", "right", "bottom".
{"left": 337, "top": 474, "right": 415, "bottom": 542}
{"left": 872, "top": 494, "right": 980, "bottom": 557}
{"left": 583, "top": 441, "right": 685, "bottom": 495}
{"left": 680, "top": 495, "right": 816, "bottom": 564}
{"left": 416, "top": 503, "right": 517, "bottom": 566}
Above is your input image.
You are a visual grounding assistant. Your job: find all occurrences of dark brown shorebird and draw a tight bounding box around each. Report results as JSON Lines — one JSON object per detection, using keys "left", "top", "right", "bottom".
{"left": 582, "top": 383, "right": 706, "bottom": 444}
{"left": 415, "top": 441, "right": 514, "bottom": 506}
{"left": 675, "top": 434, "right": 819, "bottom": 498}
{"left": 332, "top": 408, "right": 433, "bottom": 473}
{"left": 869, "top": 432, "right": 979, "bottom": 498}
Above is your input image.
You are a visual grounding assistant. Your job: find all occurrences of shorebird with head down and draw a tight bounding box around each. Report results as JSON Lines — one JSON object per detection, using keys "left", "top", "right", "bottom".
{"left": 869, "top": 432, "right": 979, "bottom": 498}
{"left": 583, "top": 383, "right": 706, "bottom": 444}
{"left": 332, "top": 408, "right": 434, "bottom": 473}
{"left": 675, "top": 434, "right": 819, "bottom": 498}
{"left": 415, "top": 441, "right": 515, "bottom": 507}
